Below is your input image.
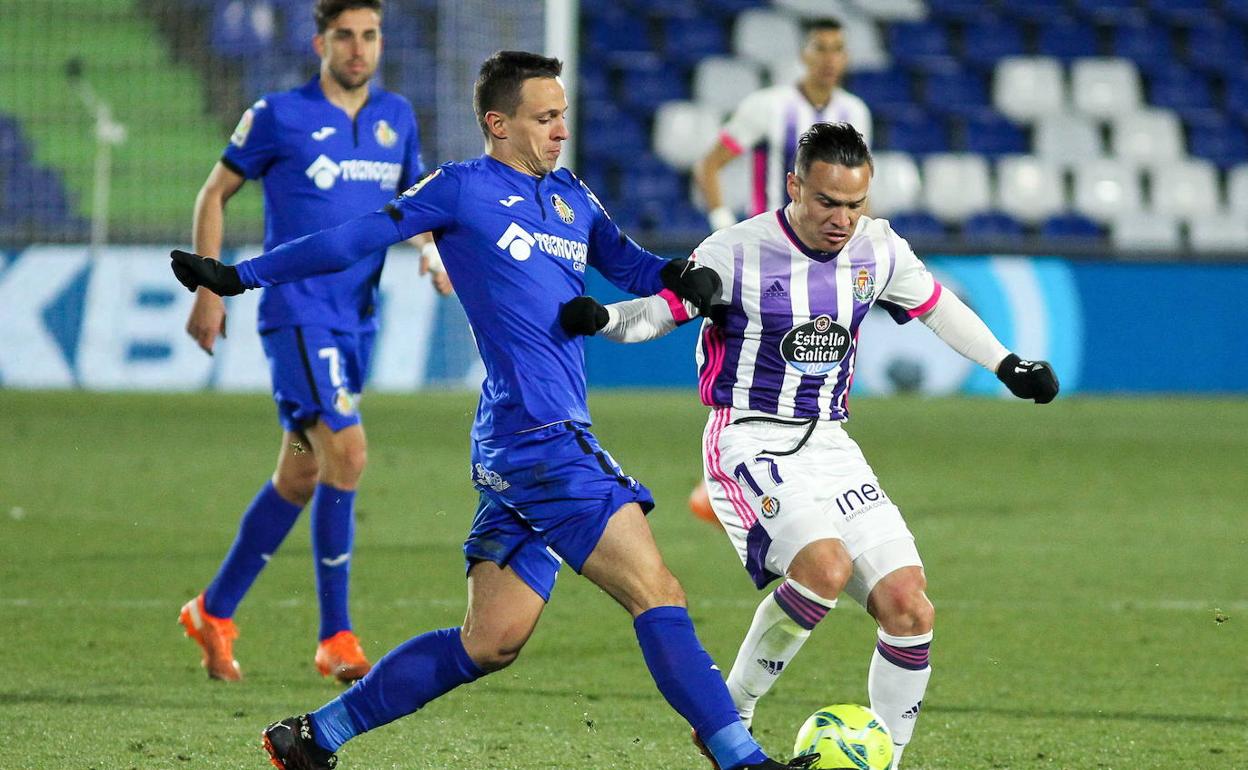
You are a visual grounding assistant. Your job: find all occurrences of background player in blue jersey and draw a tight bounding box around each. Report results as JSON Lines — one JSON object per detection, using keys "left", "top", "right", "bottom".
{"left": 177, "top": 0, "right": 449, "bottom": 685}
{"left": 172, "top": 50, "right": 818, "bottom": 770}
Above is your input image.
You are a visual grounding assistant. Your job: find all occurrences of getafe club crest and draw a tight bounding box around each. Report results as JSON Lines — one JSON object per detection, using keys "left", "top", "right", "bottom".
{"left": 333, "top": 387, "right": 356, "bottom": 416}
{"left": 374, "top": 119, "right": 397, "bottom": 148}
{"left": 853, "top": 267, "right": 875, "bottom": 302}
{"left": 551, "top": 193, "right": 575, "bottom": 224}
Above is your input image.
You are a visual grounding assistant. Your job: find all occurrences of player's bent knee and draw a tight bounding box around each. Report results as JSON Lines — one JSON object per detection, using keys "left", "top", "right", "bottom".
{"left": 272, "top": 471, "right": 317, "bottom": 507}
{"left": 788, "top": 540, "right": 853, "bottom": 600}
{"left": 871, "top": 578, "right": 934, "bottom": 636}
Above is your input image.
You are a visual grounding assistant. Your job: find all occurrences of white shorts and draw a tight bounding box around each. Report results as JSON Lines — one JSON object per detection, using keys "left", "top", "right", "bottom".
{"left": 702, "top": 407, "right": 921, "bottom": 606}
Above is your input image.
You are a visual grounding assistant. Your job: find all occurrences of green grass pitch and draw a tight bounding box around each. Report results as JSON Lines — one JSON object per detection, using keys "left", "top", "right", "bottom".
{"left": 1, "top": 390, "right": 1244, "bottom": 769}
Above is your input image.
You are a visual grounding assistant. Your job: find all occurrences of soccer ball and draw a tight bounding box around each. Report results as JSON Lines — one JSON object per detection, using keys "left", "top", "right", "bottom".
{"left": 793, "top": 704, "right": 893, "bottom": 770}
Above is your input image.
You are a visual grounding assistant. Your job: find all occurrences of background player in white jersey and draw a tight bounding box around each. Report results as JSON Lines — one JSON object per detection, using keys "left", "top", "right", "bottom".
{"left": 559, "top": 122, "right": 1059, "bottom": 769}
{"left": 695, "top": 17, "right": 872, "bottom": 233}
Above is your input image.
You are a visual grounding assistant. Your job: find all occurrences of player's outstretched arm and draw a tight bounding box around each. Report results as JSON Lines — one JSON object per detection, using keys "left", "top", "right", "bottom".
{"left": 560, "top": 292, "right": 698, "bottom": 343}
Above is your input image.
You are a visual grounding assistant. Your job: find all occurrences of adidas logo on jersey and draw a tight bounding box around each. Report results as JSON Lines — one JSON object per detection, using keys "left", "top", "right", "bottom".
{"left": 762, "top": 279, "right": 789, "bottom": 299}
{"left": 305, "top": 154, "right": 402, "bottom": 191}
{"left": 755, "top": 658, "right": 785, "bottom": 675}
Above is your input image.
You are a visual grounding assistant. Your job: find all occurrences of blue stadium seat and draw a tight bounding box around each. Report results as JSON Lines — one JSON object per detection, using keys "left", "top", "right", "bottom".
{"left": 1145, "top": 0, "right": 1214, "bottom": 27}
{"left": 922, "top": 67, "right": 990, "bottom": 117}
{"left": 962, "top": 110, "right": 1029, "bottom": 156}
{"left": 963, "top": 211, "right": 1026, "bottom": 240}
{"left": 1002, "top": 0, "right": 1071, "bottom": 22}
{"left": 585, "top": 16, "right": 653, "bottom": 55}
{"left": 881, "top": 109, "right": 950, "bottom": 155}
{"left": 1036, "top": 19, "right": 1101, "bottom": 60}
{"left": 1226, "top": 0, "right": 1248, "bottom": 23}
{"left": 886, "top": 212, "right": 947, "bottom": 238}
{"left": 579, "top": 108, "right": 649, "bottom": 165}
{"left": 1071, "top": 0, "right": 1147, "bottom": 24}
{"left": 887, "top": 21, "right": 952, "bottom": 66}
{"left": 1186, "top": 115, "right": 1248, "bottom": 167}
{"left": 1183, "top": 23, "right": 1248, "bottom": 76}
{"left": 619, "top": 154, "right": 685, "bottom": 203}
{"left": 1111, "top": 21, "right": 1175, "bottom": 75}
{"left": 960, "top": 19, "right": 1027, "bottom": 70}
{"left": 576, "top": 166, "right": 617, "bottom": 204}
{"left": 847, "top": 70, "right": 915, "bottom": 111}
{"left": 644, "top": 0, "right": 701, "bottom": 18}
{"left": 701, "top": 0, "right": 768, "bottom": 15}
{"left": 926, "top": 0, "right": 987, "bottom": 21}
{"left": 211, "top": 0, "right": 276, "bottom": 59}
{"left": 1147, "top": 66, "right": 1215, "bottom": 119}
{"left": 615, "top": 59, "right": 690, "bottom": 110}
{"left": 662, "top": 18, "right": 728, "bottom": 66}
{"left": 1225, "top": 77, "right": 1248, "bottom": 123}
{"left": 1041, "top": 212, "right": 1104, "bottom": 239}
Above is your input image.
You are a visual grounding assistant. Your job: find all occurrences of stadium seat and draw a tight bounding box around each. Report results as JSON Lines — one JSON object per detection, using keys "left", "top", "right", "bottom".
{"left": 1183, "top": 22, "right": 1248, "bottom": 76}
{"left": 579, "top": 107, "right": 649, "bottom": 165}
{"left": 1110, "top": 109, "right": 1185, "bottom": 169}
{"left": 1036, "top": 19, "right": 1102, "bottom": 61}
{"left": 920, "top": 153, "right": 993, "bottom": 223}
{"left": 841, "top": 14, "right": 891, "bottom": 72}
{"left": 774, "top": 0, "right": 859, "bottom": 18}
{"left": 586, "top": 16, "right": 653, "bottom": 56}
{"left": 703, "top": 0, "right": 772, "bottom": 15}
{"left": 1034, "top": 113, "right": 1105, "bottom": 169}
{"left": 1147, "top": 66, "right": 1215, "bottom": 120}
{"left": 962, "top": 110, "right": 1029, "bottom": 157}
{"left": 925, "top": 0, "right": 984, "bottom": 21}
{"left": 995, "top": 154, "right": 1066, "bottom": 225}
{"left": 1073, "top": 159, "right": 1144, "bottom": 223}
{"left": 211, "top": 0, "right": 277, "bottom": 58}
{"left": 963, "top": 211, "right": 1026, "bottom": 240}
{"left": 885, "top": 212, "right": 947, "bottom": 237}
{"left": 1110, "top": 211, "right": 1182, "bottom": 252}
{"left": 692, "top": 57, "right": 762, "bottom": 116}
{"left": 993, "top": 57, "right": 1066, "bottom": 123}
{"left": 1225, "top": 78, "right": 1248, "bottom": 124}
{"left": 652, "top": 101, "right": 721, "bottom": 171}
{"left": 1071, "top": 0, "right": 1148, "bottom": 25}
{"left": 848, "top": 70, "right": 916, "bottom": 112}
{"left": 887, "top": 22, "right": 952, "bottom": 67}
{"left": 616, "top": 59, "right": 690, "bottom": 110}
{"left": 850, "top": 0, "right": 927, "bottom": 21}
{"left": 619, "top": 154, "right": 684, "bottom": 203}
{"left": 1186, "top": 115, "right": 1248, "bottom": 168}
{"left": 868, "top": 151, "right": 922, "bottom": 216}
{"left": 881, "top": 108, "right": 950, "bottom": 155}
{"left": 1227, "top": 164, "right": 1248, "bottom": 216}
{"left": 1149, "top": 159, "right": 1220, "bottom": 222}
{"left": 960, "top": 19, "right": 1027, "bottom": 70}
{"left": 1070, "top": 57, "right": 1143, "bottom": 119}
{"left": 1041, "top": 211, "right": 1105, "bottom": 239}
{"left": 922, "top": 67, "right": 990, "bottom": 117}
{"left": 1226, "top": 0, "right": 1248, "bottom": 23}
{"left": 279, "top": 0, "right": 316, "bottom": 56}
{"left": 732, "top": 10, "right": 802, "bottom": 73}
{"left": 663, "top": 18, "right": 729, "bottom": 66}
{"left": 1001, "top": 0, "right": 1069, "bottom": 23}
{"left": 1145, "top": 0, "right": 1214, "bottom": 27}
{"left": 1110, "top": 21, "right": 1175, "bottom": 75}
{"left": 1188, "top": 214, "right": 1248, "bottom": 253}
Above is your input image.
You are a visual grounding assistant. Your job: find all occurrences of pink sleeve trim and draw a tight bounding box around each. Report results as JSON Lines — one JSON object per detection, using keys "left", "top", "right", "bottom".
{"left": 907, "top": 281, "right": 943, "bottom": 318}
{"left": 659, "top": 288, "right": 692, "bottom": 323}
{"left": 719, "top": 130, "right": 744, "bottom": 156}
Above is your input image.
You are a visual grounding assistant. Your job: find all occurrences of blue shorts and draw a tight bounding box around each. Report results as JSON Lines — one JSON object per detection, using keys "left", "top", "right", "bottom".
{"left": 462, "top": 421, "right": 655, "bottom": 601}
{"left": 260, "top": 326, "right": 375, "bottom": 433}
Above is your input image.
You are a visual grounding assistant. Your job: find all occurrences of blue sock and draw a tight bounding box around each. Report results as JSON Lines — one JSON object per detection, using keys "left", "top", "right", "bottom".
{"left": 203, "top": 481, "right": 302, "bottom": 618}
{"left": 311, "top": 483, "right": 355, "bottom": 640}
{"left": 310, "top": 627, "right": 484, "bottom": 751}
{"left": 634, "top": 606, "right": 766, "bottom": 769}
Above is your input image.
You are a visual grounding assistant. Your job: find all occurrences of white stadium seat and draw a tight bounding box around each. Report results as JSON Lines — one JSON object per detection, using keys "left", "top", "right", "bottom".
{"left": 693, "top": 57, "right": 763, "bottom": 116}
{"left": 1111, "top": 109, "right": 1185, "bottom": 169}
{"left": 921, "top": 153, "right": 992, "bottom": 223}
{"left": 850, "top": 0, "right": 927, "bottom": 22}
{"left": 1111, "top": 211, "right": 1182, "bottom": 252}
{"left": 995, "top": 154, "right": 1066, "bottom": 225}
{"left": 1073, "top": 159, "right": 1143, "bottom": 223}
{"left": 841, "top": 15, "right": 891, "bottom": 71}
{"left": 869, "top": 151, "right": 922, "bottom": 216}
{"left": 1070, "top": 57, "right": 1143, "bottom": 119}
{"left": 1034, "top": 112, "right": 1105, "bottom": 168}
{"left": 993, "top": 56, "right": 1066, "bottom": 122}
{"left": 652, "top": 101, "right": 722, "bottom": 171}
{"left": 1188, "top": 214, "right": 1248, "bottom": 253}
{"left": 774, "top": 0, "right": 858, "bottom": 18}
{"left": 1149, "top": 159, "right": 1220, "bottom": 222}
{"left": 733, "top": 10, "right": 803, "bottom": 73}
{"left": 1226, "top": 164, "right": 1248, "bottom": 216}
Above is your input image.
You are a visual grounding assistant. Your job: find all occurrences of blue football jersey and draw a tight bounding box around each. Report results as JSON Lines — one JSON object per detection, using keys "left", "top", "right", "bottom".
{"left": 222, "top": 76, "right": 424, "bottom": 333}
{"left": 385, "top": 156, "right": 667, "bottom": 439}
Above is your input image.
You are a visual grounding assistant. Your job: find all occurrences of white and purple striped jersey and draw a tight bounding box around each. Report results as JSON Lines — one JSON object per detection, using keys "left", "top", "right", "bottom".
{"left": 688, "top": 209, "right": 939, "bottom": 421}
{"left": 719, "top": 85, "right": 872, "bottom": 217}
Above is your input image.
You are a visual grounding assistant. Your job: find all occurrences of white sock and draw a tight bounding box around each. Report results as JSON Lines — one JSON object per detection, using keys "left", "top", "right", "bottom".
{"left": 868, "top": 628, "right": 932, "bottom": 768}
{"left": 726, "top": 580, "right": 836, "bottom": 726}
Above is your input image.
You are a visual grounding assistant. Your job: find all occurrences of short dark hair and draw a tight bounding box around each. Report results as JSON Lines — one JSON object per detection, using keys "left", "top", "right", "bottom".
{"left": 794, "top": 122, "right": 872, "bottom": 177}
{"left": 473, "top": 51, "right": 564, "bottom": 138}
{"left": 801, "top": 17, "right": 843, "bottom": 38}
{"left": 314, "top": 0, "right": 383, "bottom": 33}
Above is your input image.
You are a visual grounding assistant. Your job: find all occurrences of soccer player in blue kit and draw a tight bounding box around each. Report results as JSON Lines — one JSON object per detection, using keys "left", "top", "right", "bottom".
{"left": 177, "top": 0, "right": 449, "bottom": 685}
{"left": 172, "top": 51, "right": 819, "bottom": 770}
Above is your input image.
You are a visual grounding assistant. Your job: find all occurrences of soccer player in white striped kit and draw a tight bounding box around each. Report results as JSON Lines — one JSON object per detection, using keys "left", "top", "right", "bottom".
{"left": 558, "top": 123, "right": 1059, "bottom": 769}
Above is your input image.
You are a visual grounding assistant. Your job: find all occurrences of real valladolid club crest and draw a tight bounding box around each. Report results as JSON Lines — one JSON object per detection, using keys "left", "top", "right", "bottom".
{"left": 853, "top": 267, "right": 875, "bottom": 302}
{"left": 374, "top": 119, "right": 397, "bottom": 148}
{"left": 551, "top": 193, "right": 575, "bottom": 224}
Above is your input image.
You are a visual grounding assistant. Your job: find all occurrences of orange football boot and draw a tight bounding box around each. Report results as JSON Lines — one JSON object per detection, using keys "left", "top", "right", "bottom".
{"left": 178, "top": 594, "right": 242, "bottom": 681}
{"left": 315, "top": 630, "right": 371, "bottom": 683}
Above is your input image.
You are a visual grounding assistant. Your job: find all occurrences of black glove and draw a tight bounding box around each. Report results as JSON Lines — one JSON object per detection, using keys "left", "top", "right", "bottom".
{"left": 660, "top": 258, "right": 720, "bottom": 316}
{"left": 996, "top": 353, "right": 1060, "bottom": 404}
{"left": 559, "top": 296, "right": 609, "bottom": 336}
{"left": 170, "top": 249, "right": 246, "bottom": 296}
